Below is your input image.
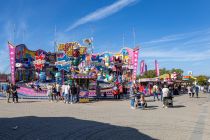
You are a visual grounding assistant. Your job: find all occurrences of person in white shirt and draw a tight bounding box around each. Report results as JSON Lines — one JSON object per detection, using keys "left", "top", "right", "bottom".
{"left": 162, "top": 85, "right": 169, "bottom": 108}
{"left": 64, "top": 85, "right": 70, "bottom": 103}
{"left": 47, "top": 84, "right": 52, "bottom": 102}
{"left": 187, "top": 85, "right": 192, "bottom": 97}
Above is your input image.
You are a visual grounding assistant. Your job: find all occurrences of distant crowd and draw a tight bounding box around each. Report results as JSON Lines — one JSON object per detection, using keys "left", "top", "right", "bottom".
{"left": 1, "top": 81, "right": 209, "bottom": 108}
{"left": 46, "top": 83, "right": 80, "bottom": 104}
{"left": 128, "top": 82, "right": 203, "bottom": 109}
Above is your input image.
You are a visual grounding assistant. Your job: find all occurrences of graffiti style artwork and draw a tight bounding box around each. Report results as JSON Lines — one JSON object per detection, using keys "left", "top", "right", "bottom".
{"left": 58, "top": 42, "right": 87, "bottom": 57}
{"left": 33, "top": 54, "right": 45, "bottom": 70}
{"left": 55, "top": 54, "right": 70, "bottom": 72}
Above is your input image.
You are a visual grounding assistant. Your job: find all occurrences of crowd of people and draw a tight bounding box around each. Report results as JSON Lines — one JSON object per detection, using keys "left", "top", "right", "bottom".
{"left": 46, "top": 82, "right": 80, "bottom": 104}
{"left": 129, "top": 82, "right": 183, "bottom": 109}
{"left": 0, "top": 80, "right": 206, "bottom": 108}
{"left": 186, "top": 85, "right": 200, "bottom": 98}
{"left": 128, "top": 82, "right": 205, "bottom": 110}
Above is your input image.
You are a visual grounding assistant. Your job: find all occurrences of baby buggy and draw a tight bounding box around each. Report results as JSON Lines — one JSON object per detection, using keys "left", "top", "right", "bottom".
{"left": 164, "top": 96, "right": 173, "bottom": 107}
{"left": 135, "top": 93, "right": 147, "bottom": 109}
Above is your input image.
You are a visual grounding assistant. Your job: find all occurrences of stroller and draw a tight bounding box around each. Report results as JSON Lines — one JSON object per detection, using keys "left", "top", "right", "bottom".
{"left": 164, "top": 96, "right": 173, "bottom": 107}
{"left": 135, "top": 93, "right": 148, "bottom": 109}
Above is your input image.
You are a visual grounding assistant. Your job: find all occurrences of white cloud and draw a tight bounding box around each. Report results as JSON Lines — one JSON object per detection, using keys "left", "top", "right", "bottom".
{"left": 141, "top": 28, "right": 210, "bottom": 46}
{"left": 139, "top": 28, "right": 210, "bottom": 63}
{"left": 141, "top": 49, "right": 210, "bottom": 62}
{"left": 66, "top": 0, "right": 138, "bottom": 31}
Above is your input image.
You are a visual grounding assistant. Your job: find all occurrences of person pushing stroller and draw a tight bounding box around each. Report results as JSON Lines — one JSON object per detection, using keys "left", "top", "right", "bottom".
{"left": 162, "top": 85, "right": 173, "bottom": 108}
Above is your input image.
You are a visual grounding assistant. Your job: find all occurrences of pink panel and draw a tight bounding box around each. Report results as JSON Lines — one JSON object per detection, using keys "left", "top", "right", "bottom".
{"left": 8, "top": 43, "right": 16, "bottom": 84}
{"left": 132, "top": 48, "right": 139, "bottom": 80}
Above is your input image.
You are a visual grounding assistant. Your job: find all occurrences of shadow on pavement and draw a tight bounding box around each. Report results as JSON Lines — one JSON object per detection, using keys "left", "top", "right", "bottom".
{"left": 136, "top": 105, "right": 158, "bottom": 110}
{"left": 18, "top": 101, "right": 42, "bottom": 104}
{"left": 172, "top": 105, "right": 186, "bottom": 108}
{"left": 146, "top": 105, "right": 159, "bottom": 110}
{"left": 146, "top": 100, "right": 156, "bottom": 102}
{"left": 0, "top": 116, "right": 158, "bottom": 140}
{"left": 196, "top": 97, "right": 206, "bottom": 98}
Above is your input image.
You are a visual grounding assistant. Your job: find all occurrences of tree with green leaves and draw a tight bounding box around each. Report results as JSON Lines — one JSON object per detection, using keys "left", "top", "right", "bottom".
{"left": 137, "top": 68, "right": 184, "bottom": 79}
{"left": 196, "top": 75, "right": 208, "bottom": 86}
{"left": 170, "top": 68, "right": 184, "bottom": 75}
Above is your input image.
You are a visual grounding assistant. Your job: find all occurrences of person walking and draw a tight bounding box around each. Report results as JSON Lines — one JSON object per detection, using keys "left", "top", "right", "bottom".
{"left": 11, "top": 84, "right": 18, "bottom": 103}
{"left": 56, "top": 83, "right": 61, "bottom": 101}
{"left": 64, "top": 84, "right": 70, "bottom": 104}
{"left": 130, "top": 85, "right": 135, "bottom": 109}
{"left": 52, "top": 84, "right": 57, "bottom": 102}
{"left": 187, "top": 85, "right": 192, "bottom": 97}
{"left": 70, "top": 84, "right": 76, "bottom": 104}
{"left": 113, "top": 84, "right": 118, "bottom": 100}
{"left": 76, "top": 84, "right": 80, "bottom": 103}
{"left": 47, "top": 84, "right": 52, "bottom": 102}
{"left": 61, "top": 84, "right": 65, "bottom": 100}
{"left": 162, "top": 85, "right": 169, "bottom": 108}
{"left": 195, "top": 85, "right": 199, "bottom": 98}
{"left": 118, "top": 83, "right": 123, "bottom": 99}
{"left": 96, "top": 82, "right": 101, "bottom": 100}
{"left": 6, "top": 83, "right": 11, "bottom": 103}
{"left": 191, "top": 85, "right": 195, "bottom": 98}
{"left": 159, "top": 84, "right": 163, "bottom": 101}
{"left": 153, "top": 84, "right": 159, "bottom": 101}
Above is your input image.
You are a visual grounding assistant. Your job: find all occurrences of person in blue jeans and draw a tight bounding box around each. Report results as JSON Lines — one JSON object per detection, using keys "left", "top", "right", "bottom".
{"left": 153, "top": 84, "right": 159, "bottom": 101}
{"left": 130, "top": 85, "right": 135, "bottom": 109}
{"left": 64, "top": 85, "right": 70, "bottom": 104}
{"left": 195, "top": 85, "right": 199, "bottom": 98}
{"left": 70, "top": 84, "right": 77, "bottom": 104}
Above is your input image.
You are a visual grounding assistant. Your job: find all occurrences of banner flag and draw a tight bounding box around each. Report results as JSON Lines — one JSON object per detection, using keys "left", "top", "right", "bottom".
{"left": 145, "top": 63, "right": 147, "bottom": 73}
{"left": 8, "top": 42, "right": 16, "bottom": 84}
{"left": 155, "top": 60, "right": 159, "bottom": 77}
{"left": 140, "top": 60, "right": 145, "bottom": 76}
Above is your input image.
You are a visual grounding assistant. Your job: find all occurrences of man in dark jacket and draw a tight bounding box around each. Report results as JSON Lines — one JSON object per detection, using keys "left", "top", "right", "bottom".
{"left": 11, "top": 84, "right": 18, "bottom": 103}
{"left": 76, "top": 84, "right": 80, "bottom": 103}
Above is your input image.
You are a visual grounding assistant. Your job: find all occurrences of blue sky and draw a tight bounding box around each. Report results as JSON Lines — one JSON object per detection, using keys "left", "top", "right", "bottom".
{"left": 0, "top": 0, "right": 210, "bottom": 76}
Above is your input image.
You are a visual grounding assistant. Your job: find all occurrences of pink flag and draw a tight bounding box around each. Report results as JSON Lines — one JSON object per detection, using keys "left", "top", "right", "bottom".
{"left": 8, "top": 42, "right": 16, "bottom": 84}
{"left": 132, "top": 48, "right": 139, "bottom": 80}
{"left": 126, "top": 47, "right": 139, "bottom": 81}
{"left": 155, "top": 60, "right": 159, "bottom": 77}
{"left": 140, "top": 60, "right": 145, "bottom": 76}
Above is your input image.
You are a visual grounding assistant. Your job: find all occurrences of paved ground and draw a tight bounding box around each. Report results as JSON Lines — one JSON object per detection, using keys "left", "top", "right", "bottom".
{"left": 0, "top": 93, "right": 210, "bottom": 140}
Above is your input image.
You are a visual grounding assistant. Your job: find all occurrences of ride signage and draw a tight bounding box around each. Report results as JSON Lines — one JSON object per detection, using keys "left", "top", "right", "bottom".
{"left": 58, "top": 42, "right": 87, "bottom": 56}
{"left": 33, "top": 54, "right": 45, "bottom": 70}
{"left": 55, "top": 54, "right": 70, "bottom": 72}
